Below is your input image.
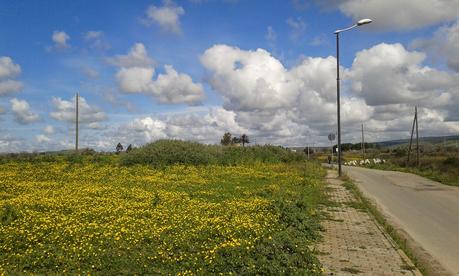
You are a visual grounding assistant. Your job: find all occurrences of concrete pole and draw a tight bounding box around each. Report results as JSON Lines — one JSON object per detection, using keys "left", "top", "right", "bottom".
{"left": 415, "top": 106, "right": 419, "bottom": 167}
{"left": 336, "top": 32, "right": 342, "bottom": 176}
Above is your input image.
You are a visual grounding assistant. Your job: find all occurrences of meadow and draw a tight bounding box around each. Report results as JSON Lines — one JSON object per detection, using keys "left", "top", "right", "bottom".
{"left": 0, "top": 145, "right": 326, "bottom": 274}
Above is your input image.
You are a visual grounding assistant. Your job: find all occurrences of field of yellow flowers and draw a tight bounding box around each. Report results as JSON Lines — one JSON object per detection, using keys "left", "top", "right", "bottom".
{"left": 0, "top": 157, "right": 326, "bottom": 274}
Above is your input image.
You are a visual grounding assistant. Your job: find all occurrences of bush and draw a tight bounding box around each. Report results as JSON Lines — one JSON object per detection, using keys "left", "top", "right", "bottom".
{"left": 120, "top": 140, "right": 306, "bottom": 167}
{"left": 65, "top": 153, "right": 85, "bottom": 164}
{"left": 442, "top": 157, "right": 459, "bottom": 167}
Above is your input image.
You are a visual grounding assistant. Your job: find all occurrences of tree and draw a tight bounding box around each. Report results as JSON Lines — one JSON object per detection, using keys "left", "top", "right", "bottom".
{"left": 126, "top": 144, "right": 133, "bottom": 153}
{"left": 232, "top": 136, "right": 241, "bottom": 145}
{"left": 221, "top": 132, "right": 232, "bottom": 146}
{"left": 241, "top": 134, "right": 249, "bottom": 147}
{"left": 116, "top": 143, "right": 123, "bottom": 154}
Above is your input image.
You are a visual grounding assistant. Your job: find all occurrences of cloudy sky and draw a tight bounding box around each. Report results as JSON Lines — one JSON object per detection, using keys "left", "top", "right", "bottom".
{"left": 1, "top": 0, "right": 459, "bottom": 152}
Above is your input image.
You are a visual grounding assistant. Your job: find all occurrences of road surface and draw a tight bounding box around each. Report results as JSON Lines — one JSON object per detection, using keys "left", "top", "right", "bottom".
{"left": 344, "top": 166, "right": 459, "bottom": 275}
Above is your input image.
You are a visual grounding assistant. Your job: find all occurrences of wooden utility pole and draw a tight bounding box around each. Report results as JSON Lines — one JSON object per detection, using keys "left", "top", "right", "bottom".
{"left": 415, "top": 106, "right": 419, "bottom": 167}
{"left": 407, "top": 106, "right": 419, "bottom": 166}
{"left": 75, "top": 92, "right": 79, "bottom": 152}
{"left": 361, "top": 124, "right": 365, "bottom": 160}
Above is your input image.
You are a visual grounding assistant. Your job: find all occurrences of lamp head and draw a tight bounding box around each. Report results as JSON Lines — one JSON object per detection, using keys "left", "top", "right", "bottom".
{"left": 357, "top": 18, "right": 372, "bottom": 26}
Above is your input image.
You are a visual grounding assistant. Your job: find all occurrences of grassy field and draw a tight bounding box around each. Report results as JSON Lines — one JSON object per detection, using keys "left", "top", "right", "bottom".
{"left": 0, "top": 155, "right": 326, "bottom": 274}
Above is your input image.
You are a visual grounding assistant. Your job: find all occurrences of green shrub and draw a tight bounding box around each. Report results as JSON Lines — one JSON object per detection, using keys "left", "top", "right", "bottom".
{"left": 442, "top": 157, "right": 459, "bottom": 167}
{"left": 65, "top": 154, "right": 85, "bottom": 164}
{"left": 120, "top": 140, "right": 305, "bottom": 167}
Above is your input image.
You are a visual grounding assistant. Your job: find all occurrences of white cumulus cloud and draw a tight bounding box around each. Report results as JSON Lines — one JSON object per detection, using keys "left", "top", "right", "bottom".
{"left": 107, "top": 107, "right": 247, "bottom": 146}
{"left": 10, "top": 98, "right": 40, "bottom": 124}
{"left": 50, "top": 95, "right": 106, "bottom": 124}
{"left": 200, "top": 43, "right": 459, "bottom": 145}
{"left": 145, "top": 0, "right": 185, "bottom": 34}
{"left": 349, "top": 43, "right": 459, "bottom": 108}
{"left": 110, "top": 43, "right": 204, "bottom": 105}
{"left": 52, "top": 31, "right": 70, "bottom": 49}
{"left": 44, "top": 125, "right": 54, "bottom": 135}
{"left": 35, "top": 134, "right": 51, "bottom": 143}
{"left": 328, "top": 0, "right": 459, "bottom": 31}
{"left": 412, "top": 20, "right": 459, "bottom": 72}
{"left": 0, "top": 56, "right": 21, "bottom": 79}
{"left": 83, "top": 30, "right": 110, "bottom": 50}
{"left": 106, "top": 43, "right": 154, "bottom": 68}
{"left": 0, "top": 57, "right": 23, "bottom": 96}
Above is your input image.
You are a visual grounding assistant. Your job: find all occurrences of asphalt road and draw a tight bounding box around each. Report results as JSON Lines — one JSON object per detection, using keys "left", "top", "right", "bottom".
{"left": 343, "top": 166, "right": 459, "bottom": 275}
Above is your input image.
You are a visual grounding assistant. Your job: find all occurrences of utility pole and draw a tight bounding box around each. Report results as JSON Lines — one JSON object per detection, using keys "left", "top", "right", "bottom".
{"left": 415, "top": 106, "right": 419, "bottom": 167}
{"left": 361, "top": 123, "right": 365, "bottom": 160}
{"left": 75, "top": 92, "right": 79, "bottom": 153}
{"left": 407, "top": 106, "right": 419, "bottom": 166}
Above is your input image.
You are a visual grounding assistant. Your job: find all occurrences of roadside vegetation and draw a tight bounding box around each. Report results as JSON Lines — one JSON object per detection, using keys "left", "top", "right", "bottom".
{"left": 365, "top": 155, "right": 459, "bottom": 186}
{"left": 314, "top": 140, "right": 459, "bottom": 186}
{"left": 0, "top": 141, "right": 326, "bottom": 274}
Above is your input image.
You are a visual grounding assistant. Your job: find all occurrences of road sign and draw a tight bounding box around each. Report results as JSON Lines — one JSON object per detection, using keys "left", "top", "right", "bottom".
{"left": 328, "top": 133, "right": 336, "bottom": 141}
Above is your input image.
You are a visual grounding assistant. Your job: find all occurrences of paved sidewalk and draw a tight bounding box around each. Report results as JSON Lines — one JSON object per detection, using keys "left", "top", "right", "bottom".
{"left": 317, "top": 170, "right": 421, "bottom": 275}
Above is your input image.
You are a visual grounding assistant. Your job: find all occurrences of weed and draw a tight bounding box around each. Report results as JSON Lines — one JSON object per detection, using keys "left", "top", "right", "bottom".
{"left": 401, "top": 264, "right": 416, "bottom": 271}
{"left": 344, "top": 201, "right": 367, "bottom": 211}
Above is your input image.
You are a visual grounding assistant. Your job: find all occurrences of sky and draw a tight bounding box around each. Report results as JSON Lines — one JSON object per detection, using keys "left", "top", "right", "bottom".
{"left": 1, "top": 0, "right": 459, "bottom": 152}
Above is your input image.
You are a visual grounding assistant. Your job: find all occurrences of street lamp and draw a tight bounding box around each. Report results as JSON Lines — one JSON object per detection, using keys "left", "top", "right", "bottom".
{"left": 334, "top": 18, "right": 372, "bottom": 177}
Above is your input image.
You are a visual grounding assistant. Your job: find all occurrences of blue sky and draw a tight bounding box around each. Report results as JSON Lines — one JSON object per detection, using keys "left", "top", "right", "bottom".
{"left": 1, "top": 0, "right": 459, "bottom": 152}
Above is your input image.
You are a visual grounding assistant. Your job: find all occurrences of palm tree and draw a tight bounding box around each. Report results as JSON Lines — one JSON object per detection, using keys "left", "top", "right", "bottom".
{"left": 116, "top": 143, "right": 123, "bottom": 154}
{"left": 241, "top": 134, "right": 249, "bottom": 147}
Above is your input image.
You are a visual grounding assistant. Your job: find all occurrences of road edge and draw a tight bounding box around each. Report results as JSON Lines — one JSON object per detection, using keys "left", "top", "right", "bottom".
{"left": 343, "top": 172, "right": 454, "bottom": 276}
{"left": 338, "top": 175, "right": 422, "bottom": 274}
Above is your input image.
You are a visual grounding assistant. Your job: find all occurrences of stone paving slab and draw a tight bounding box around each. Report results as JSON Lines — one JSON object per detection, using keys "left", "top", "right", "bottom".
{"left": 318, "top": 170, "right": 422, "bottom": 275}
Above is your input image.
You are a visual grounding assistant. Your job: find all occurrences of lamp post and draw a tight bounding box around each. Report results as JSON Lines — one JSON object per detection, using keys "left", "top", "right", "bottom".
{"left": 335, "top": 18, "right": 372, "bottom": 177}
